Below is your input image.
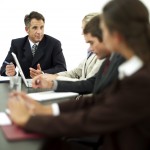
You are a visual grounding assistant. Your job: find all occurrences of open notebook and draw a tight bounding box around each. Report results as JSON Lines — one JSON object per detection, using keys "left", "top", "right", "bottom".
{"left": 27, "top": 91, "right": 79, "bottom": 101}
{"left": 11, "top": 52, "right": 32, "bottom": 87}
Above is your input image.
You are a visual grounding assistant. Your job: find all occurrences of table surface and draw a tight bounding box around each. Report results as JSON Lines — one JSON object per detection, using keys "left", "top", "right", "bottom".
{"left": 0, "top": 81, "right": 71, "bottom": 150}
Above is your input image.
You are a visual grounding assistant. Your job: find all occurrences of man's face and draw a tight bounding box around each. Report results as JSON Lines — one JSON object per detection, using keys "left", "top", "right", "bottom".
{"left": 25, "top": 18, "right": 44, "bottom": 43}
{"left": 100, "top": 21, "right": 118, "bottom": 53}
{"left": 84, "top": 33, "right": 110, "bottom": 59}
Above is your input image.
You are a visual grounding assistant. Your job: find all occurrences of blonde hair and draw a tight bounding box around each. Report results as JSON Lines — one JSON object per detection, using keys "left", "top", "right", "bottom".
{"left": 83, "top": 12, "right": 100, "bottom": 24}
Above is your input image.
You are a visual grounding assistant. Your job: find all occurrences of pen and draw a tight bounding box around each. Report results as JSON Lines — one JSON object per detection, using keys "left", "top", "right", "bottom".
{"left": 4, "top": 61, "right": 12, "bottom": 65}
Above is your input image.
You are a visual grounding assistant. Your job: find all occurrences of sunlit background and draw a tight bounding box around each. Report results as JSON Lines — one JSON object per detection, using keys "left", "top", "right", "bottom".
{"left": 0, "top": 0, "right": 149, "bottom": 70}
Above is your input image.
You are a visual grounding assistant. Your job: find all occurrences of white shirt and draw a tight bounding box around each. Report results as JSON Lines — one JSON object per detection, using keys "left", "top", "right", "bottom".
{"left": 118, "top": 55, "right": 143, "bottom": 80}
{"left": 28, "top": 39, "right": 39, "bottom": 50}
{"left": 52, "top": 55, "right": 144, "bottom": 116}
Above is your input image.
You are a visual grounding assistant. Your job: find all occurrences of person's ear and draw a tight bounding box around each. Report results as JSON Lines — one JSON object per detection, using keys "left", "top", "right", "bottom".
{"left": 113, "top": 32, "right": 123, "bottom": 45}
{"left": 25, "top": 27, "right": 29, "bottom": 33}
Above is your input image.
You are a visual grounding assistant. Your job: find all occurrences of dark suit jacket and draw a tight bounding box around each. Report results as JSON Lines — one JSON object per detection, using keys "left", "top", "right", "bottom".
{"left": 0, "top": 34, "right": 67, "bottom": 78}
{"left": 25, "top": 65, "right": 150, "bottom": 150}
{"left": 55, "top": 53, "right": 125, "bottom": 94}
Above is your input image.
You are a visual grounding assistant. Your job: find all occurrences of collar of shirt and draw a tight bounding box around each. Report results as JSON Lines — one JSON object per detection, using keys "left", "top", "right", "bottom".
{"left": 118, "top": 55, "right": 143, "bottom": 80}
{"left": 28, "top": 38, "right": 39, "bottom": 49}
{"left": 87, "top": 51, "right": 93, "bottom": 59}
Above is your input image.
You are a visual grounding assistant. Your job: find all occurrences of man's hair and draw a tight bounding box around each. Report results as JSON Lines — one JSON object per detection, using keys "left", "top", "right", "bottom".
{"left": 82, "top": 12, "right": 99, "bottom": 25}
{"left": 24, "top": 11, "right": 45, "bottom": 27}
{"left": 83, "top": 15, "right": 102, "bottom": 42}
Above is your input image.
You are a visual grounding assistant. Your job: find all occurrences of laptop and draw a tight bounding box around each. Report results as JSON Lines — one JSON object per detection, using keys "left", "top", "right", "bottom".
{"left": 11, "top": 52, "right": 32, "bottom": 87}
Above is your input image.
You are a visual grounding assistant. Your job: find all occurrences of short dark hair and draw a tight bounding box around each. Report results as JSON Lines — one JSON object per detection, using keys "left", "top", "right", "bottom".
{"left": 83, "top": 15, "right": 102, "bottom": 42}
{"left": 24, "top": 11, "right": 45, "bottom": 27}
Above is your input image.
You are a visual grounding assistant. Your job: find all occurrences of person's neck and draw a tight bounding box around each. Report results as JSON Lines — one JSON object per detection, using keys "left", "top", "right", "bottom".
{"left": 119, "top": 45, "right": 135, "bottom": 59}
{"left": 122, "top": 50, "right": 134, "bottom": 59}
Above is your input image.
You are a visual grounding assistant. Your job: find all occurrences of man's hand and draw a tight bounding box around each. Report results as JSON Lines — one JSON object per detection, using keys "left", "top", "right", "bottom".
{"left": 8, "top": 92, "right": 53, "bottom": 126}
{"left": 32, "top": 74, "right": 54, "bottom": 89}
{"left": 42, "top": 74, "right": 58, "bottom": 81}
{"left": 18, "top": 92, "right": 53, "bottom": 115}
{"left": 8, "top": 93, "right": 31, "bottom": 127}
{"left": 6, "top": 63, "right": 15, "bottom": 76}
{"left": 30, "top": 64, "right": 43, "bottom": 78}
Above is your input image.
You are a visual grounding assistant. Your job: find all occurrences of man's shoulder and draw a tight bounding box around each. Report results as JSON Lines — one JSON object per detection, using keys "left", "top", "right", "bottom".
{"left": 12, "top": 36, "right": 28, "bottom": 43}
{"left": 44, "top": 34, "right": 60, "bottom": 43}
{"left": 112, "top": 53, "right": 126, "bottom": 63}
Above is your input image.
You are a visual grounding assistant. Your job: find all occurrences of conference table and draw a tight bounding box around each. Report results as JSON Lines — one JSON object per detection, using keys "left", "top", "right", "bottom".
{"left": 0, "top": 81, "right": 74, "bottom": 150}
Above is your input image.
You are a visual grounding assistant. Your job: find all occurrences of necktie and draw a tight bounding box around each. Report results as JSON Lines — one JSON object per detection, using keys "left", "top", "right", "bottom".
{"left": 32, "top": 44, "right": 37, "bottom": 56}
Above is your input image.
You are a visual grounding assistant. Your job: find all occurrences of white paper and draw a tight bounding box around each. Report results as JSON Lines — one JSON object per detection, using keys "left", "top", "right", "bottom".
{"left": 27, "top": 91, "right": 78, "bottom": 101}
{"left": 0, "top": 112, "right": 12, "bottom": 125}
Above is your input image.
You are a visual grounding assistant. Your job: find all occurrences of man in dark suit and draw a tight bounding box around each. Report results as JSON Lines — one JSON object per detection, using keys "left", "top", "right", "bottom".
{"left": 0, "top": 11, "right": 66, "bottom": 78}
{"left": 55, "top": 53, "right": 124, "bottom": 95}
{"left": 32, "top": 15, "right": 125, "bottom": 95}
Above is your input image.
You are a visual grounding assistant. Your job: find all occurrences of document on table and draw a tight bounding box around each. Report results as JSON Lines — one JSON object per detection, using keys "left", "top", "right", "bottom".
{"left": 0, "top": 112, "right": 12, "bottom": 125}
{"left": 0, "top": 76, "right": 10, "bottom": 82}
{"left": 27, "top": 91, "right": 79, "bottom": 101}
{"left": 0, "top": 111, "right": 44, "bottom": 141}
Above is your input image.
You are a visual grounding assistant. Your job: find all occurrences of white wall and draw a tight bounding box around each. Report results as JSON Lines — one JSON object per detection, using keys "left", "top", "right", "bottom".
{"left": 0, "top": 0, "right": 150, "bottom": 70}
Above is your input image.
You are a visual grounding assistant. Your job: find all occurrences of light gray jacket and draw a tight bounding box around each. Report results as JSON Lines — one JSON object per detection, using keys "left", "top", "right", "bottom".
{"left": 57, "top": 53, "right": 104, "bottom": 81}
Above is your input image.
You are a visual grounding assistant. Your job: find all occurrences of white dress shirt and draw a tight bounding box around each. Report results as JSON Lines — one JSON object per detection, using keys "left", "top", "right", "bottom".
{"left": 118, "top": 55, "right": 143, "bottom": 80}
{"left": 28, "top": 39, "right": 39, "bottom": 50}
